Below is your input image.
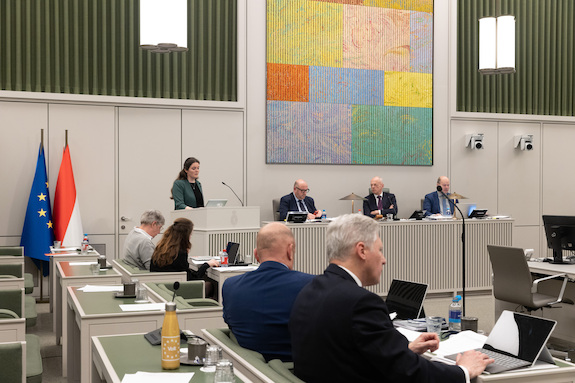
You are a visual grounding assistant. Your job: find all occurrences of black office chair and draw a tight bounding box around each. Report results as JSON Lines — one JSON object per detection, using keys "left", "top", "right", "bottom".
{"left": 487, "top": 245, "right": 570, "bottom": 312}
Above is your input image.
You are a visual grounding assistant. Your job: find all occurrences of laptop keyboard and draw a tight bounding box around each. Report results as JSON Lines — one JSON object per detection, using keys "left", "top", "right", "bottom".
{"left": 477, "top": 348, "right": 531, "bottom": 370}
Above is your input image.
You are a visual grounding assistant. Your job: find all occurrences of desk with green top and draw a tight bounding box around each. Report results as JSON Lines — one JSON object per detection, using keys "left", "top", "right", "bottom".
{"left": 66, "top": 286, "right": 225, "bottom": 383}
{"left": 91, "top": 333, "right": 250, "bottom": 383}
{"left": 55, "top": 261, "right": 123, "bottom": 347}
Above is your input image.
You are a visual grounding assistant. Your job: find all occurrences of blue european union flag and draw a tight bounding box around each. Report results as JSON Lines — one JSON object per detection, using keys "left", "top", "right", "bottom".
{"left": 21, "top": 144, "right": 54, "bottom": 275}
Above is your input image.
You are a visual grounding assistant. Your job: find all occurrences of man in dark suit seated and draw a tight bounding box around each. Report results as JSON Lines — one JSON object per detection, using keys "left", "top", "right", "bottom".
{"left": 363, "top": 176, "right": 398, "bottom": 218}
{"left": 278, "top": 179, "right": 321, "bottom": 221}
{"left": 289, "top": 214, "right": 493, "bottom": 383}
{"left": 423, "top": 176, "right": 453, "bottom": 216}
{"left": 222, "top": 222, "right": 314, "bottom": 362}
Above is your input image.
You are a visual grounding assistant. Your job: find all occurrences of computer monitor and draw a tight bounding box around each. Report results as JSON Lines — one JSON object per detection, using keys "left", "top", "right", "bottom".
{"left": 542, "top": 215, "right": 575, "bottom": 264}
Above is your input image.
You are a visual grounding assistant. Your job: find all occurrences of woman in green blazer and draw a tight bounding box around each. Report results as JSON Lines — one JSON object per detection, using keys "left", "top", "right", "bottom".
{"left": 172, "top": 157, "right": 205, "bottom": 210}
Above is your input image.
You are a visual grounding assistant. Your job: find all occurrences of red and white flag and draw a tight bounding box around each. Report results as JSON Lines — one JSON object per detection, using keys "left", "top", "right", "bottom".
{"left": 53, "top": 145, "right": 84, "bottom": 247}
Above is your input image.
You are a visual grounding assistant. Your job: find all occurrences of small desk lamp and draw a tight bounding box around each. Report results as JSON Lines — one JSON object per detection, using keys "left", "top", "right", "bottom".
{"left": 339, "top": 193, "right": 367, "bottom": 213}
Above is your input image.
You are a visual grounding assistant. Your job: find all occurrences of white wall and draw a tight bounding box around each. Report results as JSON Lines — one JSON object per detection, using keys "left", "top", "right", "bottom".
{"left": 1, "top": 0, "right": 575, "bottom": 264}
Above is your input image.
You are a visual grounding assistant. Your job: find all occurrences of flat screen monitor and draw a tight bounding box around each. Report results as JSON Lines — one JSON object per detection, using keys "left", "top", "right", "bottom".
{"left": 542, "top": 215, "right": 575, "bottom": 264}
{"left": 385, "top": 279, "right": 428, "bottom": 320}
{"left": 286, "top": 212, "right": 307, "bottom": 223}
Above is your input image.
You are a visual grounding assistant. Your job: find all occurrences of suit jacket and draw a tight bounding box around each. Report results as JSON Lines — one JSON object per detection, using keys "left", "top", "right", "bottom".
{"left": 172, "top": 179, "right": 203, "bottom": 210}
{"left": 363, "top": 193, "right": 398, "bottom": 218}
{"left": 222, "top": 261, "right": 314, "bottom": 361}
{"left": 289, "top": 264, "right": 466, "bottom": 383}
{"left": 423, "top": 191, "right": 455, "bottom": 216}
{"left": 278, "top": 193, "right": 317, "bottom": 221}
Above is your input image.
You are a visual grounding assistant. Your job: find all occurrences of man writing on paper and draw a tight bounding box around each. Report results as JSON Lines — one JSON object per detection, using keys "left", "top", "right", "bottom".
{"left": 289, "top": 214, "right": 493, "bottom": 382}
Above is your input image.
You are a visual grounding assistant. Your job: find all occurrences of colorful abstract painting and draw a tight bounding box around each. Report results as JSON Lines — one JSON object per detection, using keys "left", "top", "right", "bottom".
{"left": 266, "top": 0, "right": 433, "bottom": 165}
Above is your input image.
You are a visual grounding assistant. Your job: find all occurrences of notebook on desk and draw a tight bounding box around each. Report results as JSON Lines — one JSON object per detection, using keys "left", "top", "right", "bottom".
{"left": 445, "top": 310, "right": 556, "bottom": 374}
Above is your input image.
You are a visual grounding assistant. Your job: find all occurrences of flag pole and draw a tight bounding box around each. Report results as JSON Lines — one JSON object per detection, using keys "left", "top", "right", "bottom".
{"left": 38, "top": 129, "right": 49, "bottom": 303}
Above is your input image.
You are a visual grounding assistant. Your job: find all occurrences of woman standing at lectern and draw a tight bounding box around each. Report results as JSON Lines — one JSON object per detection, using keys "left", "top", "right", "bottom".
{"left": 172, "top": 157, "right": 205, "bottom": 210}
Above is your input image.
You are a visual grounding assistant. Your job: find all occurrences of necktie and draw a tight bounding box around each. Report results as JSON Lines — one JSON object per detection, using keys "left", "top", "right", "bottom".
{"left": 298, "top": 200, "right": 307, "bottom": 213}
{"left": 377, "top": 195, "right": 383, "bottom": 210}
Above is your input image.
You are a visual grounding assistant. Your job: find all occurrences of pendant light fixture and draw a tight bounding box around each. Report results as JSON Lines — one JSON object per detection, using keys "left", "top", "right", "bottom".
{"left": 140, "top": 0, "right": 188, "bottom": 53}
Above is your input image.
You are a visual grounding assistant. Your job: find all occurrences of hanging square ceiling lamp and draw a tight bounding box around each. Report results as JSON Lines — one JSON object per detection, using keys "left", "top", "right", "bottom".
{"left": 140, "top": 0, "right": 188, "bottom": 53}
{"left": 479, "top": 15, "right": 515, "bottom": 74}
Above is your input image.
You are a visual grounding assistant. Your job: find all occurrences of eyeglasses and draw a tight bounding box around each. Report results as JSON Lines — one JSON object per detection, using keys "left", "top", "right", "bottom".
{"left": 295, "top": 187, "right": 310, "bottom": 193}
{"left": 154, "top": 222, "right": 164, "bottom": 231}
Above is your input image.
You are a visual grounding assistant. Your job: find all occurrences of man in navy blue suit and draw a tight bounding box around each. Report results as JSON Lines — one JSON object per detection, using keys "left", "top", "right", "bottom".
{"left": 278, "top": 179, "right": 321, "bottom": 221}
{"left": 222, "top": 222, "right": 314, "bottom": 362}
{"left": 289, "top": 214, "right": 493, "bottom": 382}
{"left": 363, "top": 176, "right": 398, "bottom": 218}
{"left": 423, "top": 176, "right": 453, "bottom": 216}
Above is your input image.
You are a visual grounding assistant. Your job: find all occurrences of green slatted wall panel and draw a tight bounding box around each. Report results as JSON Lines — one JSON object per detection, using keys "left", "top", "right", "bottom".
{"left": 457, "top": 0, "right": 574, "bottom": 116}
{"left": 0, "top": 0, "right": 237, "bottom": 101}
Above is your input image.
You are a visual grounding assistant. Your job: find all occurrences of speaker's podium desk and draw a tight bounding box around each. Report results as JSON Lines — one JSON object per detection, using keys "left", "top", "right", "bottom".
{"left": 171, "top": 207, "right": 260, "bottom": 258}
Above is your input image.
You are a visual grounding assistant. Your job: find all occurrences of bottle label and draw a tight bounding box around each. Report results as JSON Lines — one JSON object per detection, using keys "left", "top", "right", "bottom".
{"left": 162, "top": 335, "right": 181, "bottom": 362}
{"left": 221, "top": 254, "right": 228, "bottom": 266}
{"left": 449, "top": 310, "right": 461, "bottom": 323}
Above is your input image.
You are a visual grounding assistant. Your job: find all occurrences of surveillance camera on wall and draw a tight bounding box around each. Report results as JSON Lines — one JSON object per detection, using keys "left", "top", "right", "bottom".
{"left": 514, "top": 135, "right": 533, "bottom": 151}
{"left": 465, "top": 133, "right": 484, "bottom": 150}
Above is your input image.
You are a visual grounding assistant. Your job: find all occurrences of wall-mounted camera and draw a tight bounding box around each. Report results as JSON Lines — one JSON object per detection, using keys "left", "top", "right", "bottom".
{"left": 465, "top": 133, "right": 484, "bottom": 150}
{"left": 514, "top": 135, "right": 533, "bottom": 151}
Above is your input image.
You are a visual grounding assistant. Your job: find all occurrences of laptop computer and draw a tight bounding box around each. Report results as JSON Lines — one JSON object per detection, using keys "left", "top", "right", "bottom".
{"left": 225, "top": 241, "right": 250, "bottom": 266}
{"left": 469, "top": 209, "right": 488, "bottom": 218}
{"left": 386, "top": 279, "right": 428, "bottom": 320}
{"left": 206, "top": 199, "right": 227, "bottom": 207}
{"left": 286, "top": 211, "right": 307, "bottom": 223}
{"left": 445, "top": 310, "right": 556, "bottom": 374}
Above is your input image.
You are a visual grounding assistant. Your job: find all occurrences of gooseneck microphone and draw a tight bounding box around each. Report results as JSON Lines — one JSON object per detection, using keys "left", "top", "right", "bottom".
{"left": 222, "top": 181, "right": 244, "bottom": 206}
{"left": 437, "top": 185, "right": 467, "bottom": 316}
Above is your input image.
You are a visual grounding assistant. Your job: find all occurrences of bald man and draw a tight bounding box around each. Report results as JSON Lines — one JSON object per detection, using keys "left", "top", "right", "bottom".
{"left": 363, "top": 176, "right": 398, "bottom": 218}
{"left": 278, "top": 179, "right": 321, "bottom": 221}
{"left": 423, "top": 176, "right": 452, "bottom": 216}
{"left": 222, "top": 222, "right": 314, "bottom": 362}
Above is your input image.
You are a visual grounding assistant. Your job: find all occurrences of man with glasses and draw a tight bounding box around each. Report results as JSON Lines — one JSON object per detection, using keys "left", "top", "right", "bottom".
{"left": 123, "top": 210, "right": 165, "bottom": 270}
{"left": 279, "top": 179, "right": 321, "bottom": 221}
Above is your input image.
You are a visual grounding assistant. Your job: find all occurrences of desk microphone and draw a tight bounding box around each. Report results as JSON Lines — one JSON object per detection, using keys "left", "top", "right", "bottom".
{"left": 222, "top": 181, "right": 244, "bottom": 206}
{"left": 171, "top": 281, "right": 180, "bottom": 302}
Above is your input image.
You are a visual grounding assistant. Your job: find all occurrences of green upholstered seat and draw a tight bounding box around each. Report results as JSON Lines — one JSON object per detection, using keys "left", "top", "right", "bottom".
{"left": 24, "top": 296, "right": 37, "bottom": 328}
{"left": 204, "top": 328, "right": 301, "bottom": 383}
{"left": 0, "top": 264, "right": 23, "bottom": 278}
{"left": 146, "top": 281, "right": 219, "bottom": 309}
{"left": 25, "top": 334, "right": 43, "bottom": 383}
{"left": 114, "top": 259, "right": 149, "bottom": 274}
{"left": 23, "top": 274, "right": 33, "bottom": 294}
{"left": 0, "top": 246, "right": 24, "bottom": 256}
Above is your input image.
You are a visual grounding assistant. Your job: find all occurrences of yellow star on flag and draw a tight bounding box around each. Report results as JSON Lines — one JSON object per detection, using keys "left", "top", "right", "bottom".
{"left": 38, "top": 193, "right": 46, "bottom": 201}
{"left": 45, "top": 181, "right": 49, "bottom": 188}
{"left": 38, "top": 209, "right": 47, "bottom": 217}
{"left": 47, "top": 221, "right": 53, "bottom": 229}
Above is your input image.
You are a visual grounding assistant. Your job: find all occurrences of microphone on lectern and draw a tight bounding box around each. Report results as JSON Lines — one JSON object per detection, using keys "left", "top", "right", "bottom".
{"left": 222, "top": 181, "right": 244, "bottom": 206}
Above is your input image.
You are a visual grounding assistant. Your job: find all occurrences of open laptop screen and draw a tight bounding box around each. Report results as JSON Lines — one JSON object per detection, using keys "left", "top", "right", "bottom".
{"left": 385, "top": 279, "right": 428, "bottom": 320}
{"left": 484, "top": 310, "right": 556, "bottom": 364}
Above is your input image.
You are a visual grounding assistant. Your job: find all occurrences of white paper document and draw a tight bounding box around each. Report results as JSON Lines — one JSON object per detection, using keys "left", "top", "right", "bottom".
{"left": 77, "top": 285, "right": 123, "bottom": 292}
{"left": 214, "top": 265, "right": 258, "bottom": 272}
{"left": 121, "top": 371, "right": 194, "bottom": 383}
{"left": 434, "top": 330, "right": 487, "bottom": 357}
{"left": 68, "top": 262, "right": 98, "bottom": 266}
{"left": 119, "top": 303, "right": 165, "bottom": 312}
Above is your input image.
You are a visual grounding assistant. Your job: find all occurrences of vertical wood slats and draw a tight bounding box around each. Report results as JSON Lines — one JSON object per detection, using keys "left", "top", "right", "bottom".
{"left": 0, "top": 0, "right": 237, "bottom": 101}
{"left": 457, "top": 0, "right": 575, "bottom": 116}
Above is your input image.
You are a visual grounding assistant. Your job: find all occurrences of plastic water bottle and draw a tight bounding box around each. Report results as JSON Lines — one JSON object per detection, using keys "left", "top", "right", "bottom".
{"left": 449, "top": 295, "right": 462, "bottom": 332}
{"left": 321, "top": 209, "right": 327, "bottom": 219}
{"left": 219, "top": 249, "right": 228, "bottom": 267}
{"left": 161, "top": 301, "right": 180, "bottom": 369}
{"left": 358, "top": 209, "right": 362, "bottom": 214}
{"left": 445, "top": 207, "right": 452, "bottom": 216}
{"left": 81, "top": 234, "right": 89, "bottom": 254}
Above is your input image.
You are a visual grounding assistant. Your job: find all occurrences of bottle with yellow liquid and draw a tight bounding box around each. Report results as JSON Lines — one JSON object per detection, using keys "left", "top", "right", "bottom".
{"left": 161, "top": 301, "right": 180, "bottom": 369}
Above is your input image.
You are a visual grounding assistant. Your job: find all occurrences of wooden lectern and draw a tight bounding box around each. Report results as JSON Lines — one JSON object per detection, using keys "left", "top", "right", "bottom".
{"left": 171, "top": 207, "right": 260, "bottom": 258}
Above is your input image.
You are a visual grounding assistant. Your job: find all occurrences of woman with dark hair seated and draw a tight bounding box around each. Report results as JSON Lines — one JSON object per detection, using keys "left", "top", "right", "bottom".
{"left": 150, "top": 218, "right": 218, "bottom": 282}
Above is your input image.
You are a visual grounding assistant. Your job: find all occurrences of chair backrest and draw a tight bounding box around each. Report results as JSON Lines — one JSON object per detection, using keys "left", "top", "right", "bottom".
{"left": 0, "top": 341, "right": 25, "bottom": 383}
{"left": 0, "top": 247, "right": 24, "bottom": 256}
{"left": 487, "top": 245, "right": 536, "bottom": 307}
{"left": 0, "top": 264, "right": 23, "bottom": 278}
{"left": 272, "top": 198, "right": 281, "bottom": 221}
